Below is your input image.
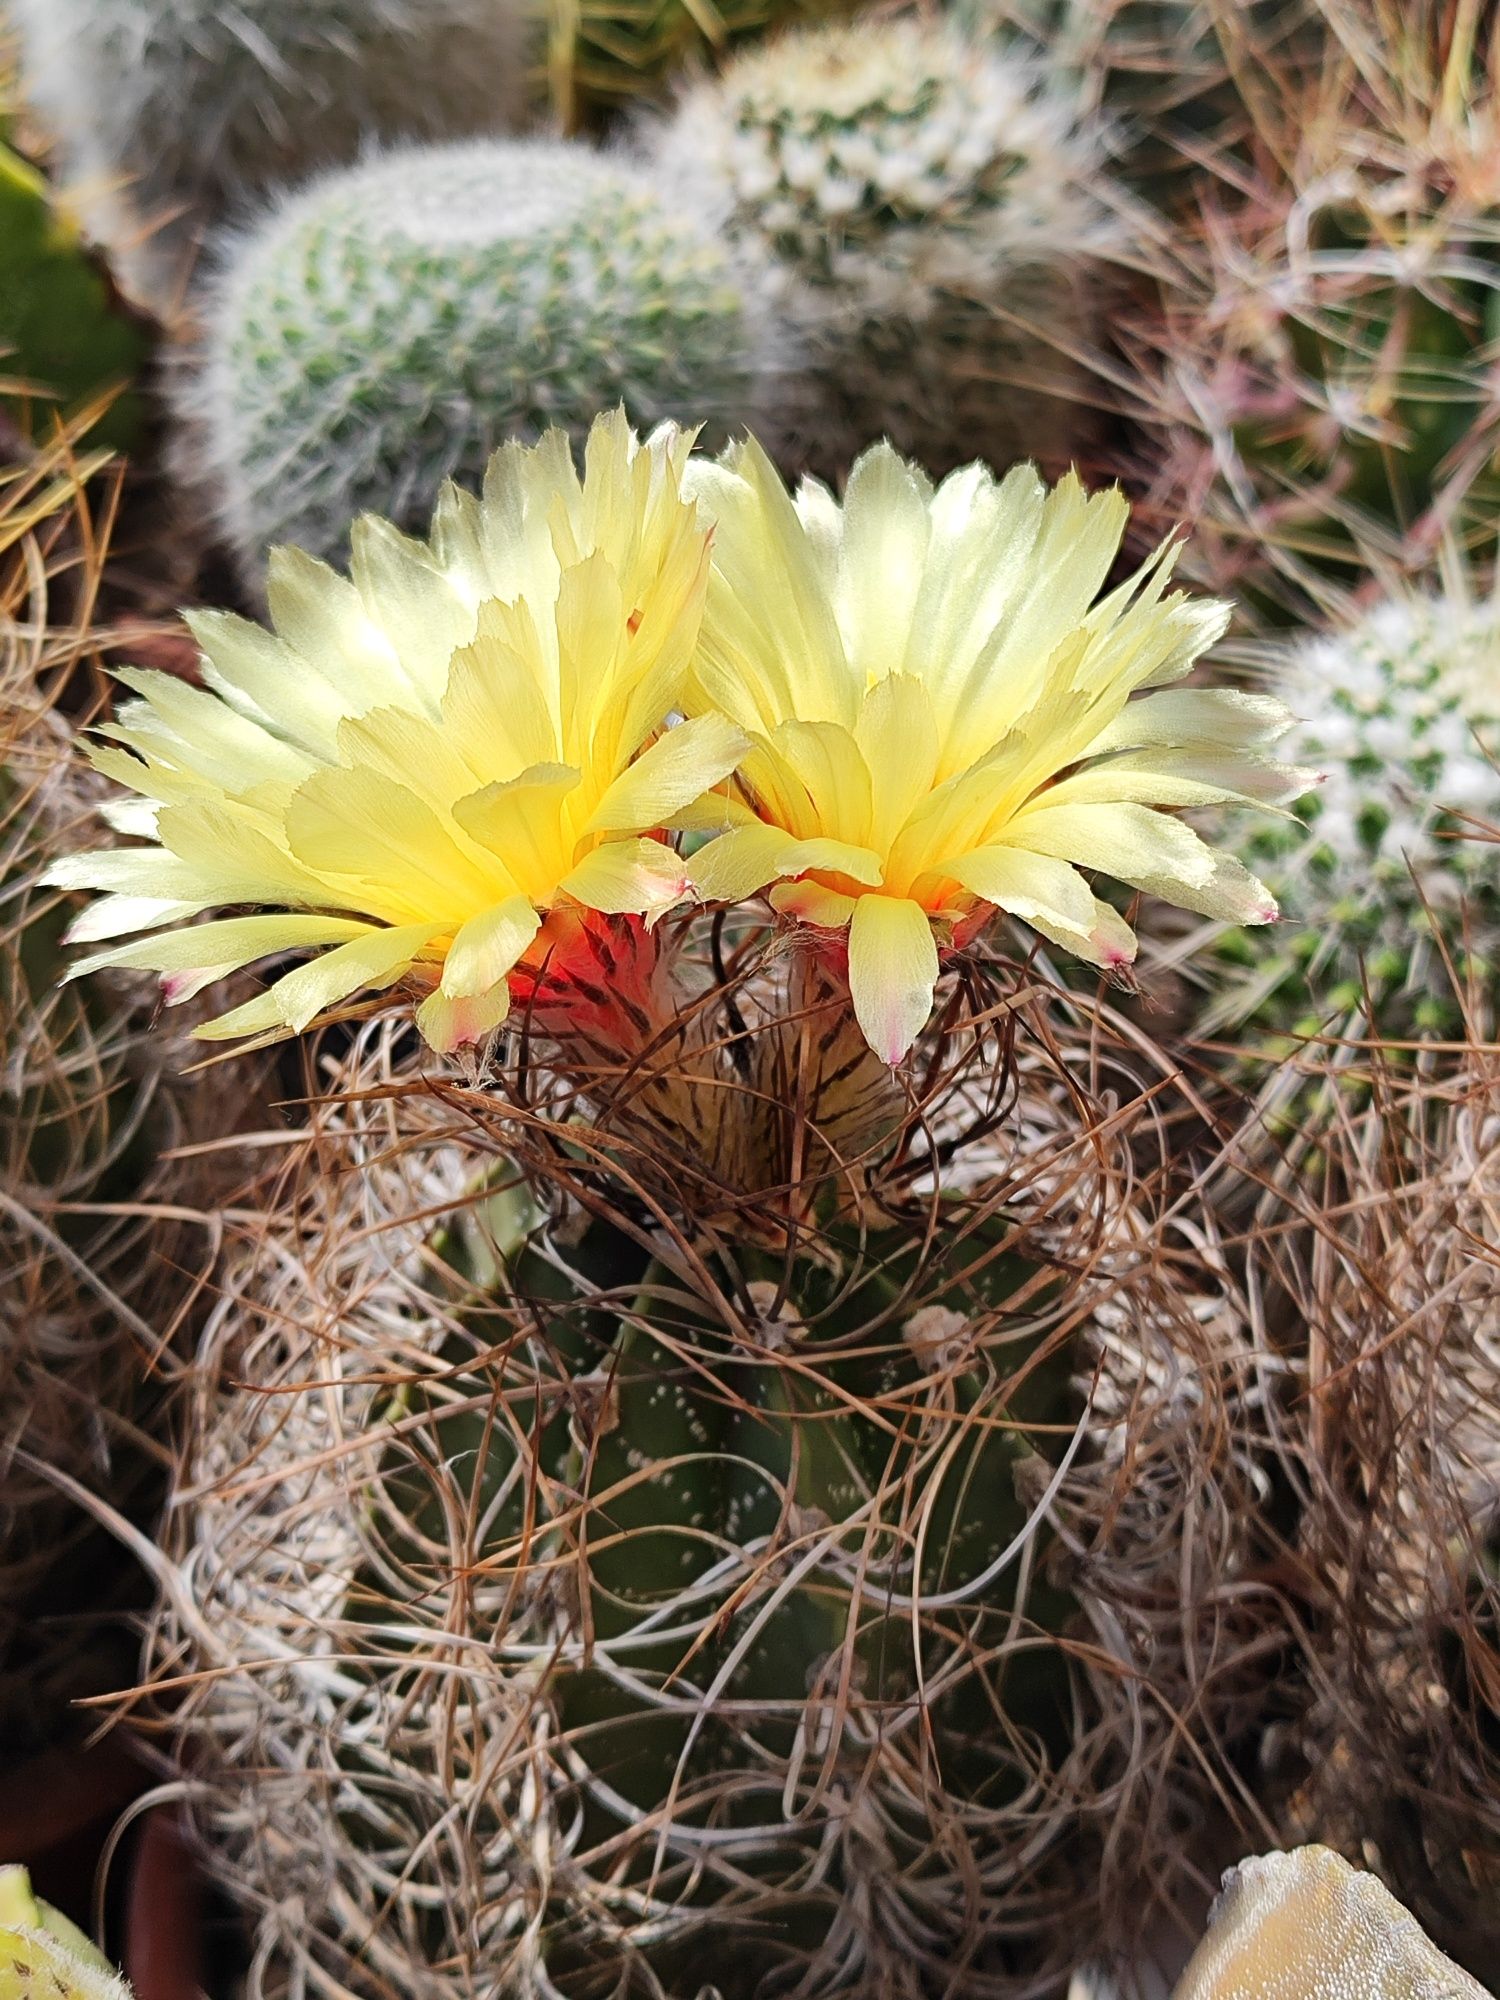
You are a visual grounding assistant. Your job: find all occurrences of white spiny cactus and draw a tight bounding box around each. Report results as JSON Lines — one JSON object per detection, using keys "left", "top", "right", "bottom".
{"left": 656, "top": 17, "right": 1127, "bottom": 475}
{"left": 10, "top": 0, "right": 527, "bottom": 306}
{"left": 176, "top": 138, "right": 784, "bottom": 582}
{"left": 1216, "top": 575, "right": 1500, "bottom": 1037}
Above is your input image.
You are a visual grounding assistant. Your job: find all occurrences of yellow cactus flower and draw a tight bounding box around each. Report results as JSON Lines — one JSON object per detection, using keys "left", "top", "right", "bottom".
{"left": 682, "top": 439, "right": 1312, "bottom": 1062}
{"left": 50, "top": 415, "right": 747, "bottom": 1050}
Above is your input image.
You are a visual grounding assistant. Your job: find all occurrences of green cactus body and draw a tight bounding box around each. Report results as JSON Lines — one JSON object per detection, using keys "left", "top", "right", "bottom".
{"left": 1210, "top": 583, "right": 1500, "bottom": 1043}
{"left": 10, "top": 0, "right": 526, "bottom": 307}
{"left": 0, "top": 142, "right": 146, "bottom": 450}
{"left": 180, "top": 139, "right": 778, "bottom": 582}
{"left": 657, "top": 18, "right": 1122, "bottom": 478}
{"left": 363, "top": 1200, "right": 1076, "bottom": 1991}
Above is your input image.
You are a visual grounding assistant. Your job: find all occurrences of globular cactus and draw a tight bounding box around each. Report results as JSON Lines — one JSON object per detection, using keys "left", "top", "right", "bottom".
{"left": 1134, "top": 0, "right": 1500, "bottom": 616}
{"left": 1208, "top": 574, "right": 1500, "bottom": 1044}
{"left": 9, "top": 0, "right": 527, "bottom": 308}
{"left": 177, "top": 139, "right": 782, "bottom": 583}
{"left": 148, "top": 990, "right": 1268, "bottom": 2000}
{"left": 656, "top": 17, "right": 1128, "bottom": 478}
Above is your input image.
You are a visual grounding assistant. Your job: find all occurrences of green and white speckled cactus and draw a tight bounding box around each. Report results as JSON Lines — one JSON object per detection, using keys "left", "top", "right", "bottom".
{"left": 177, "top": 139, "right": 783, "bottom": 582}
{"left": 1213, "top": 578, "right": 1500, "bottom": 1041}
{"left": 657, "top": 16, "right": 1126, "bottom": 477}
{"left": 10, "top": 0, "right": 526, "bottom": 308}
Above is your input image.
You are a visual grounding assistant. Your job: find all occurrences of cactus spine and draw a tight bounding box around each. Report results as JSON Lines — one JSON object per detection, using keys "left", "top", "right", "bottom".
{"left": 177, "top": 139, "right": 782, "bottom": 583}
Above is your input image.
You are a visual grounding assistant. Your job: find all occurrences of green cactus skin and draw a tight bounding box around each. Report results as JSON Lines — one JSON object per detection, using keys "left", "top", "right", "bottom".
{"left": 0, "top": 143, "right": 147, "bottom": 450}
{"left": 356, "top": 1202, "right": 1077, "bottom": 1994}
{"left": 656, "top": 17, "right": 1126, "bottom": 481}
{"left": 9, "top": 0, "right": 527, "bottom": 309}
{"left": 177, "top": 138, "right": 782, "bottom": 583}
{"left": 1211, "top": 584, "right": 1500, "bottom": 1045}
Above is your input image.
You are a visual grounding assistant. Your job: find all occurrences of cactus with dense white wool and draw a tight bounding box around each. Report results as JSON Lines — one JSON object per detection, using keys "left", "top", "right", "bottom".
{"left": 1213, "top": 585, "right": 1500, "bottom": 1040}
{"left": 9, "top": 0, "right": 527, "bottom": 305}
{"left": 178, "top": 140, "right": 782, "bottom": 581}
{"left": 657, "top": 17, "right": 1124, "bottom": 476}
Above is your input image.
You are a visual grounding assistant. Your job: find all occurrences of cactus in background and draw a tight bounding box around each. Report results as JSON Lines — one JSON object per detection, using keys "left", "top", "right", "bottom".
{"left": 9, "top": 0, "right": 526, "bottom": 309}
{"left": 0, "top": 441, "right": 202, "bottom": 1752}
{"left": 177, "top": 139, "right": 781, "bottom": 583}
{"left": 657, "top": 17, "right": 1129, "bottom": 478}
{"left": 0, "top": 141, "right": 147, "bottom": 450}
{"left": 1246, "top": 1046, "right": 1500, "bottom": 1980}
{"left": 1133, "top": 0, "right": 1500, "bottom": 617}
{"left": 546, "top": 0, "right": 855, "bottom": 130}
{"left": 1207, "top": 571, "right": 1500, "bottom": 1044}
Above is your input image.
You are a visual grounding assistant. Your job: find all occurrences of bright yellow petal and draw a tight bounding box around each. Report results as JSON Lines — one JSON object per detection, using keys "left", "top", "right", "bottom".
{"left": 689, "top": 822, "right": 799, "bottom": 902}
{"left": 845, "top": 894, "right": 940, "bottom": 1065}
{"left": 441, "top": 895, "right": 541, "bottom": 998}
{"left": 559, "top": 837, "right": 690, "bottom": 919}
{"left": 583, "top": 712, "right": 750, "bottom": 837}
{"left": 452, "top": 765, "right": 579, "bottom": 899}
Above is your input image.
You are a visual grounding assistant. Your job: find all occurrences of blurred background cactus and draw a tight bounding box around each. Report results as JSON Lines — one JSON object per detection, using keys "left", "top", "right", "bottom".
{"left": 0, "top": 441, "right": 211, "bottom": 1757}
{"left": 0, "top": 138, "right": 147, "bottom": 453}
{"left": 656, "top": 15, "right": 1134, "bottom": 479}
{"left": 1201, "top": 561, "right": 1499, "bottom": 1047}
{"left": 176, "top": 139, "right": 782, "bottom": 583}
{"left": 546, "top": 0, "right": 855, "bottom": 130}
{"left": 1131, "top": 0, "right": 1500, "bottom": 615}
{"left": 7, "top": 0, "right": 527, "bottom": 309}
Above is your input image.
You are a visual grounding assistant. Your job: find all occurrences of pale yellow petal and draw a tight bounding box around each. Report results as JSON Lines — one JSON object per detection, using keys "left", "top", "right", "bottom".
{"left": 265, "top": 921, "right": 444, "bottom": 1033}
{"left": 416, "top": 984, "right": 512, "bottom": 1053}
{"left": 845, "top": 893, "right": 940, "bottom": 1065}
{"left": 68, "top": 914, "right": 375, "bottom": 1004}
{"left": 1008, "top": 801, "right": 1279, "bottom": 925}
{"left": 769, "top": 878, "right": 860, "bottom": 929}
{"left": 689, "top": 822, "right": 799, "bottom": 902}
